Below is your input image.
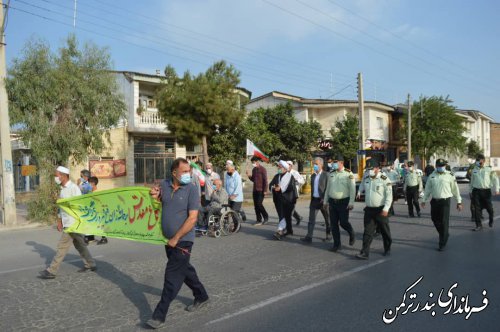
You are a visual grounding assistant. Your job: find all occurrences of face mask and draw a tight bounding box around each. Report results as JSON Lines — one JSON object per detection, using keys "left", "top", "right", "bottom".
{"left": 55, "top": 176, "right": 62, "bottom": 185}
{"left": 313, "top": 165, "right": 320, "bottom": 172}
{"left": 328, "top": 163, "right": 333, "bottom": 169}
{"left": 179, "top": 174, "right": 191, "bottom": 185}
{"left": 436, "top": 167, "right": 445, "bottom": 173}
{"left": 369, "top": 170, "right": 376, "bottom": 177}
{"left": 206, "top": 169, "right": 212, "bottom": 175}
{"left": 332, "top": 163, "right": 339, "bottom": 170}
{"left": 252, "top": 163, "right": 257, "bottom": 168}
{"left": 277, "top": 169, "right": 282, "bottom": 174}
{"left": 80, "top": 177, "right": 85, "bottom": 183}
{"left": 212, "top": 185, "right": 217, "bottom": 190}
{"left": 409, "top": 167, "right": 413, "bottom": 171}
{"left": 475, "top": 161, "right": 481, "bottom": 167}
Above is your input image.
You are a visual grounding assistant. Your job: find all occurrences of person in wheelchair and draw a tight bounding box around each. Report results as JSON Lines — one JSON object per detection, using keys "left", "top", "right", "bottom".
{"left": 199, "top": 179, "right": 228, "bottom": 227}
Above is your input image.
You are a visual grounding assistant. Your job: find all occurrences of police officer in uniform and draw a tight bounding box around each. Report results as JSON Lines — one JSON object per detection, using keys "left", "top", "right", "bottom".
{"left": 323, "top": 155, "right": 356, "bottom": 252}
{"left": 469, "top": 154, "right": 499, "bottom": 231}
{"left": 420, "top": 159, "right": 463, "bottom": 251}
{"left": 356, "top": 160, "right": 392, "bottom": 259}
{"left": 403, "top": 161, "right": 423, "bottom": 217}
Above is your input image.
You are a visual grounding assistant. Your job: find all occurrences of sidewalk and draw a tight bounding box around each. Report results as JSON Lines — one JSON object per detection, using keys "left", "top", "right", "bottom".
{"left": 0, "top": 204, "right": 47, "bottom": 231}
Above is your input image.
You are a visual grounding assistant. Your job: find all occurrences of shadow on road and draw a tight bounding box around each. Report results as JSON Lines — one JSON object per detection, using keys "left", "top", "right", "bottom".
{"left": 25, "top": 240, "right": 82, "bottom": 267}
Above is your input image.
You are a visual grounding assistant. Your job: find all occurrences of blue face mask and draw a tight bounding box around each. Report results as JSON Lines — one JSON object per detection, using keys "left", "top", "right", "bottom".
{"left": 212, "top": 185, "right": 217, "bottom": 190}
{"left": 475, "top": 161, "right": 481, "bottom": 167}
{"left": 436, "top": 166, "right": 445, "bottom": 173}
{"left": 277, "top": 169, "right": 282, "bottom": 174}
{"left": 313, "top": 165, "right": 320, "bottom": 172}
{"left": 332, "top": 163, "right": 339, "bottom": 170}
{"left": 179, "top": 173, "right": 191, "bottom": 185}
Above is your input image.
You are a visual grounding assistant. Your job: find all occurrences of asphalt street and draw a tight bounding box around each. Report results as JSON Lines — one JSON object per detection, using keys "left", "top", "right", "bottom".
{"left": 0, "top": 183, "right": 499, "bottom": 332}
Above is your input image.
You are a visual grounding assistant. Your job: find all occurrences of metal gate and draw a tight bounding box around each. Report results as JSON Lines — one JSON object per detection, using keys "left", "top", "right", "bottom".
{"left": 133, "top": 137, "right": 175, "bottom": 184}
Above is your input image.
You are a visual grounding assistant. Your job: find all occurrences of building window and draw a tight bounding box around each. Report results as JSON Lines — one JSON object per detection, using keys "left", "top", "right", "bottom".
{"left": 376, "top": 117, "right": 383, "bottom": 130}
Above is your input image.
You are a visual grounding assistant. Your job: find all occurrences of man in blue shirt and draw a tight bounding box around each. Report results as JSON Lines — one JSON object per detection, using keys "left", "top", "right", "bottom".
{"left": 146, "top": 158, "right": 209, "bottom": 329}
{"left": 224, "top": 160, "right": 246, "bottom": 222}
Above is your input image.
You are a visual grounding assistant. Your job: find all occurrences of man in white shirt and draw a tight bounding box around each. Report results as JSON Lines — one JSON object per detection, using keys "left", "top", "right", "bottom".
{"left": 38, "top": 166, "right": 97, "bottom": 279}
{"left": 287, "top": 161, "right": 305, "bottom": 224}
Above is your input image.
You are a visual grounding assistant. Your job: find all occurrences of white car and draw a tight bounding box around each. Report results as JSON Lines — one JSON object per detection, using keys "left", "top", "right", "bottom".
{"left": 452, "top": 166, "right": 469, "bottom": 183}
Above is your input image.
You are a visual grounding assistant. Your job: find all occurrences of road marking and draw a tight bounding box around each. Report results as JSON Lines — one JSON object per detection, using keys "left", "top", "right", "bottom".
{"left": 0, "top": 255, "right": 104, "bottom": 275}
{"left": 206, "top": 259, "right": 386, "bottom": 326}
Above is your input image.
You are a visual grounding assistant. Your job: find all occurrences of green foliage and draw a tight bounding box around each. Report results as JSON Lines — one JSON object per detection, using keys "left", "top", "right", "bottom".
{"left": 466, "top": 139, "right": 483, "bottom": 159}
{"left": 208, "top": 103, "right": 323, "bottom": 165}
{"left": 402, "top": 96, "right": 467, "bottom": 161}
{"left": 329, "top": 113, "right": 359, "bottom": 162}
{"left": 156, "top": 61, "right": 244, "bottom": 148}
{"left": 7, "top": 35, "right": 126, "bottom": 222}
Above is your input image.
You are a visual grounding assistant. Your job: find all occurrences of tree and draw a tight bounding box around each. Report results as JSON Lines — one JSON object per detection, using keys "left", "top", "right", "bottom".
{"left": 6, "top": 35, "right": 126, "bottom": 222}
{"left": 208, "top": 103, "right": 323, "bottom": 168}
{"left": 329, "top": 113, "right": 359, "bottom": 164}
{"left": 466, "top": 139, "right": 483, "bottom": 159}
{"left": 156, "top": 61, "right": 243, "bottom": 164}
{"left": 403, "top": 96, "right": 466, "bottom": 162}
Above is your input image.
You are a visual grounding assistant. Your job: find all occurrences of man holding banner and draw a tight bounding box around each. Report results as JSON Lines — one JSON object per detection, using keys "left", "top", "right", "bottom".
{"left": 147, "top": 158, "right": 209, "bottom": 330}
{"left": 38, "top": 166, "right": 97, "bottom": 279}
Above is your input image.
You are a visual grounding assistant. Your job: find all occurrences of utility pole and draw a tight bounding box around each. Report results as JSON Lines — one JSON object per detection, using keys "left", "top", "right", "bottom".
{"left": 407, "top": 93, "right": 412, "bottom": 161}
{"left": 0, "top": 0, "right": 17, "bottom": 226}
{"left": 357, "top": 73, "right": 365, "bottom": 178}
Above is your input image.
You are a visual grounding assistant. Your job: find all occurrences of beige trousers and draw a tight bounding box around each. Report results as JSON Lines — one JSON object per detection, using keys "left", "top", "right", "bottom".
{"left": 47, "top": 232, "right": 96, "bottom": 275}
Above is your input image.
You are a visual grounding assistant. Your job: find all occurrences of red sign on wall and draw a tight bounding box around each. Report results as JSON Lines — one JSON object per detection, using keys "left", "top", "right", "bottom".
{"left": 89, "top": 159, "right": 127, "bottom": 179}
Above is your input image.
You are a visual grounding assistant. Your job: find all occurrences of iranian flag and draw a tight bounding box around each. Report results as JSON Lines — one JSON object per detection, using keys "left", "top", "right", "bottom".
{"left": 246, "top": 139, "right": 269, "bottom": 162}
{"left": 189, "top": 161, "right": 206, "bottom": 187}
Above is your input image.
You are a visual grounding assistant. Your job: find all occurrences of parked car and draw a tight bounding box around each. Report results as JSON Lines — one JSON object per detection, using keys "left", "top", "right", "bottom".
{"left": 452, "top": 166, "right": 470, "bottom": 182}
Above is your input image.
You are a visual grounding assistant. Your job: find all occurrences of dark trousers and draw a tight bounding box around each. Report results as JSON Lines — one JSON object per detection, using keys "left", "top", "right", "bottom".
{"left": 306, "top": 197, "right": 330, "bottom": 238}
{"left": 253, "top": 191, "right": 268, "bottom": 222}
{"left": 430, "top": 198, "right": 450, "bottom": 248}
{"left": 281, "top": 199, "right": 295, "bottom": 234}
{"left": 152, "top": 242, "right": 208, "bottom": 322}
{"left": 472, "top": 188, "right": 494, "bottom": 227}
{"left": 389, "top": 185, "right": 397, "bottom": 215}
{"left": 229, "top": 201, "right": 246, "bottom": 221}
{"left": 361, "top": 206, "right": 392, "bottom": 256}
{"left": 328, "top": 197, "right": 354, "bottom": 247}
{"left": 406, "top": 185, "right": 420, "bottom": 216}
{"left": 293, "top": 209, "right": 302, "bottom": 221}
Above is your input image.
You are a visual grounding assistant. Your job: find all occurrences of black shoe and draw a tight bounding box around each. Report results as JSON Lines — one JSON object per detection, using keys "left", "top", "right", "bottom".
{"left": 145, "top": 318, "right": 165, "bottom": 329}
{"left": 329, "top": 245, "right": 341, "bottom": 252}
{"left": 254, "top": 221, "right": 263, "bottom": 226}
{"left": 38, "top": 270, "right": 56, "bottom": 279}
{"left": 273, "top": 232, "right": 282, "bottom": 240}
{"left": 473, "top": 226, "right": 483, "bottom": 232}
{"left": 186, "top": 298, "right": 210, "bottom": 312}
{"left": 295, "top": 217, "right": 302, "bottom": 225}
{"left": 356, "top": 252, "right": 369, "bottom": 260}
{"left": 262, "top": 218, "right": 269, "bottom": 225}
{"left": 383, "top": 250, "right": 391, "bottom": 256}
{"left": 438, "top": 245, "right": 445, "bottom": 252}
{"left": 489, "top": 221, "right": 493, "bottom": 228}
{"left": 417, "top": 212, "right": 421, "bottom": 217}
{"left": 96, "top": 238, "right": 108, "bottom": 245}
{"left": 78, "top": 266, "right": 97, "bottom": 272}
{"left": 322, "top": 234, "right": 332, "bottom": 242}
{"left": 349, "top": 233, "right": 356, "bottom": 246}
{"left": 300, "top": 236, "right": 312, "bottom": 243}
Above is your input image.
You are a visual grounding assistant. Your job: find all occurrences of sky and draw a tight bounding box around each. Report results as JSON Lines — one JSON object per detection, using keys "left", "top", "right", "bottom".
{"left": 6, "top": 0, "right": 500, "bottom": 122}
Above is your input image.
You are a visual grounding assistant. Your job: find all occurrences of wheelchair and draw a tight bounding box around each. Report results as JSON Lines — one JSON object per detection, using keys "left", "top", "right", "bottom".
{"left": 195, "top": 204, "right": 242, "bottom": 237}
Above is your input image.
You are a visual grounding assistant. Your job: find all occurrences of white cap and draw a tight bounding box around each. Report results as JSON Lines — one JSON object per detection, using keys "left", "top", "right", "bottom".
{"left": 56, "top": 166, "right": 70, "bottom": 174}
{"left": 279, "top": 160, "right": 289, "bottom": 169}
{"left": 226, "top": 160, "right": 234, "bottom": 166}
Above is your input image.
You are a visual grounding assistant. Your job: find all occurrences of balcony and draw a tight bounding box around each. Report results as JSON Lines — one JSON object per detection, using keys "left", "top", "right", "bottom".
{"left": 130, "top": 108, "right": 169, "bottom": 134}
{"left": 139, "top": 109, "right": 162, "bottom": 125}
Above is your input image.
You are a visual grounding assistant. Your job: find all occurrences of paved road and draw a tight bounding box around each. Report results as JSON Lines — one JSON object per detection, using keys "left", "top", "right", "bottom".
{"left": 0, "top": 184, "right": 499, "bottom": 331}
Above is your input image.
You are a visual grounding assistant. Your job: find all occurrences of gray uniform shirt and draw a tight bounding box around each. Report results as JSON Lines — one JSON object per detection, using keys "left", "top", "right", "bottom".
{"left": 160, "top": 179, "right": 200, "bottom": 242}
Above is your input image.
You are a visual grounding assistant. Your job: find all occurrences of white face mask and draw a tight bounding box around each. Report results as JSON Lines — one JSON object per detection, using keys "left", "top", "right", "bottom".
{"left": 409, "top": 167, "right": 413, "bottom": 171}
{"left": 55, "top": 176, "right": 62, "bottom": 185}
{"left": 252, "top": 163, "right": 257, "bottom": 168}
{"left": 369, "top": 170, "right": 376, "bottom": 177}
{"left": 206, "top": 169, "right": 212, "bottom": 175}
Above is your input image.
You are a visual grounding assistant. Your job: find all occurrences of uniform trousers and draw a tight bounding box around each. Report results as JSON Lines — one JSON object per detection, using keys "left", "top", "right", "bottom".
{"left": 472, "top": 188, "right": 494, "bottom": 227}
{"left": 361, "top": 206, "right": 392, "bottom": 256}
{"left": 406, "top": 185, "right": 420, "bottom": 216}
{"left": 328, "top": 197, "right": 354, "bottom": 247}
{"left": 430, "top": 198, "right": 451, "bottom": 248}
{"left": 152, "top": 242, "right": 208, "bottom": 322}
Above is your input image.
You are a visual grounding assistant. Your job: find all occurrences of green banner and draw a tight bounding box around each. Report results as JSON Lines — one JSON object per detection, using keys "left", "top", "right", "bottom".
{"left": 57, "top": 186, "right": 167, "bottom": 245}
